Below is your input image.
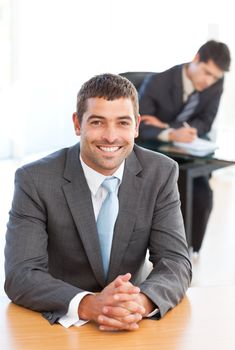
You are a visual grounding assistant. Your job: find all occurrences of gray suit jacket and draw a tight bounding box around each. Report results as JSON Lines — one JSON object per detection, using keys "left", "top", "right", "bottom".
{"left": 5, "top": 143, "right": 191, "bottom": 324}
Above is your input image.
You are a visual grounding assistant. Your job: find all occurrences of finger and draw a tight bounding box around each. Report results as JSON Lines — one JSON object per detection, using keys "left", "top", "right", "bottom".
{"left": 99, "top": 323, "right": 139, "bottom": 331}
{"left": 98, "top": 315, "right": 139, "bottom": 331}
{"left": 114, "top": 273, "right": 132, "bottom": 287}
{"left": 122, "top": 313, "right": 143, "bottom": 324}
{"left": 96, "top": 292, "right": 137, "bottom": 307}
{"left": 102, "top": 306, "right": 131, "bottom": 318}
{"left": 113, "top": 293, "right": 139, "bottom": 302}
{"left": 114, "top": 284, "right": 140, "bottom": 294}
{"left": 118, "top": 301, "right": 146, "bottom": 315}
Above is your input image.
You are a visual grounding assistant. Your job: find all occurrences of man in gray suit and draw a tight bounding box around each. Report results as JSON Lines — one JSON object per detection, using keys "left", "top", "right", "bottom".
{"left": 5, "top": 73, "right": 191, "bottom": 331}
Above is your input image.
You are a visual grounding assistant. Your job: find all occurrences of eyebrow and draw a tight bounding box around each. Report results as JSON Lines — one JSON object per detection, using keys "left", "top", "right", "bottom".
{"left": 87, "top": 115, "right": 133, "bottom": 121}
{"left": 204, "top": 68, "right": 223, "bottom": 80}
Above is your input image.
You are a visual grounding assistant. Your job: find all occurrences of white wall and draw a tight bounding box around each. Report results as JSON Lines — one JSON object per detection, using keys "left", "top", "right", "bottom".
{"left": 1, "top": 0, "right": 234, "bottom": 158}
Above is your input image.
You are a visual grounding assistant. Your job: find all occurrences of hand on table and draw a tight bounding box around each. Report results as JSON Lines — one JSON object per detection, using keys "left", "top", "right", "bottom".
{"left": 78, "top": 273, "right": 154, "bottom": 331}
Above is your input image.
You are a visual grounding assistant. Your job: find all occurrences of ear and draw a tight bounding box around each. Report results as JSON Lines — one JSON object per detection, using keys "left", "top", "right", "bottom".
{"left": 192, "top": 53, "right": 200, "bottom": 63}
{"left": 72, "top": 112, "right": 81, "bottom": 136}
{"left": 134, "top": 115, "right": 141, "bottom": 138}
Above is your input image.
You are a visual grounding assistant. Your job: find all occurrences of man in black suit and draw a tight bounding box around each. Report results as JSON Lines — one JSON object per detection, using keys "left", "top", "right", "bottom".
{"left": 138, "top": 40, "right": 231, "bottom": 252}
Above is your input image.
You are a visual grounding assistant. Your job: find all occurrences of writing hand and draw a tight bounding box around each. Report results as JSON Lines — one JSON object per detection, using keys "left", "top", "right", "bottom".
{"left": 169, "top": 127, "right": 197, "bottom": 142}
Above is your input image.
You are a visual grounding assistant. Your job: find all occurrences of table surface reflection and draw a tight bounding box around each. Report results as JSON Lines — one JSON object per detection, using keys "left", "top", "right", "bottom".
{"left": 1, "top": 286, "right": 235, "bottom": 350}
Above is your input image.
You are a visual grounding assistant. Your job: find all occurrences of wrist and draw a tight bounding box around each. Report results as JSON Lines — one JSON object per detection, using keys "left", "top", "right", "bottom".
{"left": 78, "top": 294, "right": 96, "bottom": 321}
{"left": 168, "top": 129, "right": 176, "bottom": 142}
{"left": 139, "top": 293, "right": 155, "bottom": 317}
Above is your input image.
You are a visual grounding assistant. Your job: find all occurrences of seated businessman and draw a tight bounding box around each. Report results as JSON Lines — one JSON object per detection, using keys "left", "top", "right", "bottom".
{"left": 5, "top": 73, "right": 191, "bottom": 331}
{"left": 137, "top": 40, "right": 231, "bottom": 252}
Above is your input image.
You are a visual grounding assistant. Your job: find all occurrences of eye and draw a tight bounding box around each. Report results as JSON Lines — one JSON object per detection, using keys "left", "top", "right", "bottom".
{"left": 91, "top": 120, "right": 102, "bottom": 126}
{"left": 120, "top": 120, "right": 131, "bottom": 126}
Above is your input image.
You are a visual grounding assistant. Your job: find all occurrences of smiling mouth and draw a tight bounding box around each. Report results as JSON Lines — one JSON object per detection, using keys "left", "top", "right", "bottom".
{"left": 97, "top": 146, "right": 122, "bottom": 153}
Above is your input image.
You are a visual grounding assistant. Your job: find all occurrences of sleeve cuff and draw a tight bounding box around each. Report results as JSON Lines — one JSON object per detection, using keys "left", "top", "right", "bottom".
{"left": 58, "top": 291, "right": 94, "bottom": 328}
{"left": 146, "top": 307, "right": 159, "bottom": 318}
{"left": 157, "top": 128, "right": 173, "bottom": 142}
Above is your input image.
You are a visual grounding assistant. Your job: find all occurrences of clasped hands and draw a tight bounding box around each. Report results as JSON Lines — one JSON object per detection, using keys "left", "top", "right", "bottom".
{"left": 78, "top": 273, "right": 154, "bottom": 331}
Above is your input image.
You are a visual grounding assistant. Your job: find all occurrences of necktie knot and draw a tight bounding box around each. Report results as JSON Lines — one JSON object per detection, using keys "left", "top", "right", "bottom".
{"left": 102, "top": 177, "right": 119, "bottom": 193}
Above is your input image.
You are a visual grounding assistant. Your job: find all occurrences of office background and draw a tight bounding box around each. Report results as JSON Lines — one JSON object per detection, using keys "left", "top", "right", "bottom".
{"left": 0, "top": 0, "right": 235, "bottom": 290}
{"left": 0, "top": 0, "right": 234, "bottom": 159}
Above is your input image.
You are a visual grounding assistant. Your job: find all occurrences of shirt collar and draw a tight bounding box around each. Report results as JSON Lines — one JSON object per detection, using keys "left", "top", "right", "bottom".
{"left": 80, "top": 155, "right": 124, "bottom": 196}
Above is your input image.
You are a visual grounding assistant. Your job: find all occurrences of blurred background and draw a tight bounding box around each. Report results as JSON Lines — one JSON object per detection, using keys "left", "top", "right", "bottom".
{"left": 0, "top": 0, "right": 234, "bottom": 158}
{"left": 0, "top": 0, "right": 235, "bottom": 289}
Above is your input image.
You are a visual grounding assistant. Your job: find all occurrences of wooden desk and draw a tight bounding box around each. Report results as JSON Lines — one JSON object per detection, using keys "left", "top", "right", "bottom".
{"left": 1, "top": 286, "right": 235, "bottom": 350}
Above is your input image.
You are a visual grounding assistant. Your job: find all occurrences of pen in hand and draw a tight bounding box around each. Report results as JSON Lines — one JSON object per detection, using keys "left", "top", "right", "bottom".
{"left": 183, "top": 122, "right": 190, "bottom": 128}
{"left": 183, "top": 121, "right": 197, "bottom": 141}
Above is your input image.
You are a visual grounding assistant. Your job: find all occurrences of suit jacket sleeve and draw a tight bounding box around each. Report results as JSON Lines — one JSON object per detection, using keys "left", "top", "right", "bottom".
{"left": 4, "top": 167, "right": 82, "bottom": 324}
{"left": 139, "top": 160, "right": 192, "bottom": 317}
{"left": 138, "top": 74, "right": 166, "bottom": 140}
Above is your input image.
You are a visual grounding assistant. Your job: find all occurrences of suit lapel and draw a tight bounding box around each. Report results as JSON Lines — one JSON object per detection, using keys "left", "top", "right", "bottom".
{"left": 62, "top": 143, "right": 105, "bottom": 287}
{"left": 108, "top": 148, "right": 143, "bottom": 282}
{"left": 170, "top": 64, "right": 184, "bottom": 112}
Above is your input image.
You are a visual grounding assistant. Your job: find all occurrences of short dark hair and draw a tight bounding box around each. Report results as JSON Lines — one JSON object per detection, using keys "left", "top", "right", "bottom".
{"left": 198, "top": 40, "right": 231, "bottom": 72}
{"left": 76, "top": 73, "right": 139, "bottom": 123}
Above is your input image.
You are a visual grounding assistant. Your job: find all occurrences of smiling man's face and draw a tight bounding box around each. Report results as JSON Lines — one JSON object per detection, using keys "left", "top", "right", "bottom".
{"left": 73, "top": 97, "right": 140, "bottom": 175}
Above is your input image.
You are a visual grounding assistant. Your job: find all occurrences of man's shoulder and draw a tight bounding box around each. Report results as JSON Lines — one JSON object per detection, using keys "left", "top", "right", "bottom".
{"left": 148, "top": 64, "right": 183, "bottom": 88}
{"left": 131, "top": 145, "right": 178, "bottom": 182}
{"left": 17, "top": 143, "right": 79, "bottom": 176}
{"left": 153, "top": 64, "right": 183, "bottom": 79}
{"left": 133, "top": 144, "right": 176, "bottom": 168}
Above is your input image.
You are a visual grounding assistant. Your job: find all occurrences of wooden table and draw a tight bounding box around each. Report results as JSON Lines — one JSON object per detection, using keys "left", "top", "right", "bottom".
{"left": 1, "top": 286, "right": 235, "bottom": 350}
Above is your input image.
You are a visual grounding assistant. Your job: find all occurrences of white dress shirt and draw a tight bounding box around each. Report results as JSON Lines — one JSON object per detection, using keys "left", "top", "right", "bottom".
{"left": 59, "top": 157, "right": 124, "bottom": 328}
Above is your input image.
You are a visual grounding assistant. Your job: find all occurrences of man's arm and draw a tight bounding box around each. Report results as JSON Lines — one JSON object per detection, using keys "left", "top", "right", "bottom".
{"left": 138, "top": 161, "right": 192, "bottom": 317}
{"left": 4, "top": 167, "right": 84, "bottom": 324}
{"left": 138, "top": 74, "right": 169, "bottom": 140}
{"left": 140, "top": 116, "right": 198, "bottom": 143}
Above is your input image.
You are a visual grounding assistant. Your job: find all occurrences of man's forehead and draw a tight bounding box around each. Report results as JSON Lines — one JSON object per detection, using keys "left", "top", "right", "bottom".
{"left": 85, "top": 97, "right": 134, "bottom": 113}
{"left": 86, "top": 96, "right": 132, "bottom": 104}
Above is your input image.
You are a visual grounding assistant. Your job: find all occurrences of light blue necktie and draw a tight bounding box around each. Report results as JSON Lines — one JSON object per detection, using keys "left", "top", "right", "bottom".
{"left": 97, "top": 177, "right": 119, "bottom": 277}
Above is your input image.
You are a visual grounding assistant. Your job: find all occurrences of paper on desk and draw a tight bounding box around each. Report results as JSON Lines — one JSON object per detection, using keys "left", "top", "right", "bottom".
{"left": 173, "top": 138, "right": 218, "bottom": 156}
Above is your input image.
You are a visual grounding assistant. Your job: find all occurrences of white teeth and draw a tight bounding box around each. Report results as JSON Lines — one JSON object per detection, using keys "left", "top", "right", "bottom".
{"left": 99, "top": 146, "right": 119, "bottom": 152}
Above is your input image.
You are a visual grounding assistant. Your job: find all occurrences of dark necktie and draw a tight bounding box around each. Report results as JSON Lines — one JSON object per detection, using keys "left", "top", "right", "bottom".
{"left": 176, "top": 91, "right": 199, "bottom": 123}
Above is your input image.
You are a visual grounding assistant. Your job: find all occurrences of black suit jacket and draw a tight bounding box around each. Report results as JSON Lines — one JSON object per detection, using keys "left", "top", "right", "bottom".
{"left": 138, "top": 64, "right": 224, "bottom": 141}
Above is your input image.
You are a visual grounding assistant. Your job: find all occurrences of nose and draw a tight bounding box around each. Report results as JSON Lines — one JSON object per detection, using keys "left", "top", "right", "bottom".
{"left": 102, "top": 125, "right": 118, "bottom": 143}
